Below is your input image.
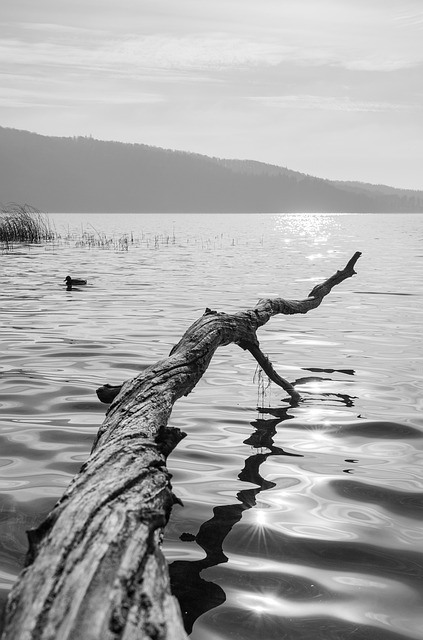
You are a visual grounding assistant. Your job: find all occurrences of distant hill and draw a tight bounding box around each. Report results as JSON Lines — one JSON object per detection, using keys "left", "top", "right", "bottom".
{"left": 1, "top": 126, "right": 422, "bottom": 213}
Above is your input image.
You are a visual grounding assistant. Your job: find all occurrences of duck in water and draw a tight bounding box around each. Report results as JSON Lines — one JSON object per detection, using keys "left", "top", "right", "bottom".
{"left": 65, "top": 276, "right": 87, "bottom": 290}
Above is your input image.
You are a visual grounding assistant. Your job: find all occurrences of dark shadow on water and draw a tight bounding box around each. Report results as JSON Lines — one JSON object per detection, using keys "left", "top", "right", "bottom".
{"left": 169, "top": 405, "right": 301, "bottom": 634}
{"left": 355, "top": 291, "right": 416, "bottom": 296}
{"left": 303, "top": 366, "right": 356, "bottom": 376}
{"left": 169, "top": 382, "right": 359, "bottom": 634}
{"left": 0, "top": 497, "right": 54, "bottom": 634}
{"left": 296, "top": 373, "right": 358, "bottom": 408}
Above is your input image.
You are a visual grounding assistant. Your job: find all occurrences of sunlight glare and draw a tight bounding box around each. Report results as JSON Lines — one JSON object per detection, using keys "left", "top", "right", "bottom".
{"left": 273, "top": 213, "right": 338, "bottom": 242}
{"left": 302, "top": 406, "right": 325, "bottom": 421}
{"left": 305, "top": 381, "right": 326, "bottom": 394}
{"left": 255, "top": 509, "right": 267, "bottom": 526}
{"left": 244, "top": 592, "right": 281, "bottom": 615}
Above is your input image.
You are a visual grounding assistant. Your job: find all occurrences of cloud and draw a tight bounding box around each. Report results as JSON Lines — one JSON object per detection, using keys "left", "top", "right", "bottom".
{"left": 2, "top": 12, "right": 423, "bottom": 82}
{"left": 0, "top": 30, "right": 301, "bottom": 74}
{"left": 250, "top": 95, "right": 418, "bottom": 112}
{"left": 3, "top": 0, "right": 423, "bottom": 76}
{"left": 0, "top": 81, "right": 164, "bottom": 109}
{"left": 343, "top": 54, "right": 423, "bottom": 72}
{"left": 393, "top": 7, "right": 423, "bottom": 27}
{"left": 114, "top": 35, "right": 289, "bottom": 70}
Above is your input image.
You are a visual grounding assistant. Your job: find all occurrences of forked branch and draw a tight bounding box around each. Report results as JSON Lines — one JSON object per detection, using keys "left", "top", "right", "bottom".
{"left": 2, "top": 252, "right": 361, "bottom": 640}
{"left": 97, "top": 250, "right": 361, "bottom": 407}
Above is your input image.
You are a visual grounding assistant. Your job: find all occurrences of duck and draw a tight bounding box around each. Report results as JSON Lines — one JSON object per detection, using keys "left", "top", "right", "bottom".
{"left": 65, "top": 276, "right": 87, "bottom": 288}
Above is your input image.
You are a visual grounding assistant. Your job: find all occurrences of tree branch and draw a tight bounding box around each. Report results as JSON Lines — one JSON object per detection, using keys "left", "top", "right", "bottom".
{"left": 239, "top": 340, "right": 301, "bottom": 403}
{"left": 2, "top": 252, "right": 361, "bottom": 640}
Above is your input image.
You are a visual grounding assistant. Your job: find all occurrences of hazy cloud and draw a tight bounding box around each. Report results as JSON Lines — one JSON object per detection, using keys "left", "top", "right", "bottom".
{"left": 250, "top": 95, "right": 418, "bottom": 112}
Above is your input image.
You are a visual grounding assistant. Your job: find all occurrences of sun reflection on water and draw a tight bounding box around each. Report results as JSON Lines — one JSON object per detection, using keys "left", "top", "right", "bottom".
{"left": 273, "top": 213, "right": 340, "bottom": 245}
{"left": 243, "top": 592, "right": 281, "bottom": 615}
{"left": 254, "top": 509, "right": 267, "bottom": 526}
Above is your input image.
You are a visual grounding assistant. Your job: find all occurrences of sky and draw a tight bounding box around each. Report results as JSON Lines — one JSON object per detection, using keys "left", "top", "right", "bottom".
{"left": 1, "top": 0, "right": 422, "bottom": 190}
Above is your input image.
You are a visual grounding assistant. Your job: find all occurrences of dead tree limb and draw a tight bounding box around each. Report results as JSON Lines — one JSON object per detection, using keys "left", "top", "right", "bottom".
{"left": 1, "top": 252, "right": 361, "bottom": 640}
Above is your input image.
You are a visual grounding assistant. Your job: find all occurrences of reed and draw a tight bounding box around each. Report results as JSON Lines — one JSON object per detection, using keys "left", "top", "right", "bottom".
{"left": 254, "top": 362, "right": 272, "bottom": 408}
{"left": 0, "top": 203, "right": 54, "bottom": 244}
{"left": 73, "top": 230, "right": 129, "bottom": 251}
{"left": 1, "top": 208, "right": 251, "bottom": 253}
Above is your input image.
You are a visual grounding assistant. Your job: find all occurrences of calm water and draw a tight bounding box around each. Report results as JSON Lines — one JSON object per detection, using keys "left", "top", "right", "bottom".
{"left": 1, "top": 213, "right": 423, "bottom": 639}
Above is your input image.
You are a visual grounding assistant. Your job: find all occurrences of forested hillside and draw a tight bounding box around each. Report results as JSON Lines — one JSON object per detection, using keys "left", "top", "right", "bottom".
{"left": 1, "top": 127, "right": 422, "bottom": 213}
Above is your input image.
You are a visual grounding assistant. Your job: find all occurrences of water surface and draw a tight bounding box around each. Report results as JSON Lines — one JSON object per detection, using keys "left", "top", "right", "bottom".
{"left": 1, "top": 213, "right": 422, "bottom": 639}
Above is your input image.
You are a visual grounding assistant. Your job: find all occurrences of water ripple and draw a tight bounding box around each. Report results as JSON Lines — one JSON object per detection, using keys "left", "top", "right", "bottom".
{"left": 2, "top": 213, "right": 423, "bottom": 638}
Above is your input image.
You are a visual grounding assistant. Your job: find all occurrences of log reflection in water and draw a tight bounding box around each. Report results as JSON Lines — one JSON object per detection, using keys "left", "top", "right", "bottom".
{"left": 169, "top": 384, "right": 357, "bottom": 634}
{"left": 169, "top": 405, "right": 301, "bottom": 633}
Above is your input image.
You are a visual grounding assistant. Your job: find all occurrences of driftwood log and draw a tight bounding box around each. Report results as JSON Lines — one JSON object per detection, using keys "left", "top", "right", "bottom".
{"left": 1, "top": 252, "right": 361, "bottom": 640}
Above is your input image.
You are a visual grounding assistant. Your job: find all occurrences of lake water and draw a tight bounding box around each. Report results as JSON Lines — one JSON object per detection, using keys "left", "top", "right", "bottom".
{"left": 1, "top": 213, "right": 422, "bottom": 639}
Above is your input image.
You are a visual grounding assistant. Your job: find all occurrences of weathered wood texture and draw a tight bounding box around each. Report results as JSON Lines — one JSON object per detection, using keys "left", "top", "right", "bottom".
{"left": 1, "top": 252, "right": 361, "bottom": 640}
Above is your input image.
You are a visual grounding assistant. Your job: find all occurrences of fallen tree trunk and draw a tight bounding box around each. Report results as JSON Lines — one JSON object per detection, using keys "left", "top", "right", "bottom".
{"left": 1, "top": 252, "right": 361, "bottom": 640}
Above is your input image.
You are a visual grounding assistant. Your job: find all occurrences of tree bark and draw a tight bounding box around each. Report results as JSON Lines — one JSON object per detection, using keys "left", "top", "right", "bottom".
{"left": 1, "top": 252, "right": 361, "bottom": 640}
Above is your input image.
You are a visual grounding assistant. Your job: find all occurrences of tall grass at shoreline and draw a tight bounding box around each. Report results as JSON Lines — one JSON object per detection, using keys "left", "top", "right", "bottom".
{"left": 0, "top": 204, "right": 54, "bottom": 244}
{"left": 1, "top": 206, "right": 246, "bottom": 253}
